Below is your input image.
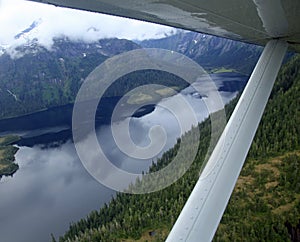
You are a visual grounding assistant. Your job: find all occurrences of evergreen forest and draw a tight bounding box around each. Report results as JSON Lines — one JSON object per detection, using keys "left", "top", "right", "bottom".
{"left": 56, "top": 54, "right": 300, "bottom": 241}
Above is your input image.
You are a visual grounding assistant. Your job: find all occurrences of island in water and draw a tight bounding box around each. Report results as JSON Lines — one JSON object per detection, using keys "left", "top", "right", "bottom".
{"left": 0, "top": 135, "right": 20, "bottom": 178}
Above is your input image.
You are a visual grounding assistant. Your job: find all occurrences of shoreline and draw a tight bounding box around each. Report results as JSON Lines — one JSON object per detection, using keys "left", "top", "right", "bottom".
{"left": 0, "top": 135, "right": 21, "bottom": 178}
{"left": 0, "top": 72, "right": 249, "bottom": 122}
{"left": 0, "top": 105, "right": 69, "bottom": 122}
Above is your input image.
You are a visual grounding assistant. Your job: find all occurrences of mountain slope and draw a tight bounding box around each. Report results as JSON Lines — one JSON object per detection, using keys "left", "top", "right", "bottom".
{"left": 58, "top": 54, "right": 300, "bottom": 242}
{"left": 139, "top": 31, "right": 263, "bottom": 75}
{"left": 0, "top": 38, "right": 139, "bottom": 119}
{"left": 0, "top": 31, "right": 263, "bottom": 120}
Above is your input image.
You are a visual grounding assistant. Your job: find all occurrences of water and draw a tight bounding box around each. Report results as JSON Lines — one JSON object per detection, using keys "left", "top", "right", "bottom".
{"left": 0, "top": 73, "right": 248, "bottom": 242}
{"left": 0, "top": 143, "right": 114, "bottom": 242}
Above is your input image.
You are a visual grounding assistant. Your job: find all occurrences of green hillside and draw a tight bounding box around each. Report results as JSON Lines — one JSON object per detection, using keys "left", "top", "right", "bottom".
{"left": 58, "top": 54, "right": 300, "bottom": 242}
{"left": 0, "top": 33, "right": 262, "bottom": 120}
{"left": 0, "top": 38, "right": 139, "bottom": 119}
{"left": 0, "top": 39, "right": 189, "bottom": 120}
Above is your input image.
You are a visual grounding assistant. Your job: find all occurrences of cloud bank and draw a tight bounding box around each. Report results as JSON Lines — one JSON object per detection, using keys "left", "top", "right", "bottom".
{"left": 0, "top": 0, "right": 175, "bottom": 50}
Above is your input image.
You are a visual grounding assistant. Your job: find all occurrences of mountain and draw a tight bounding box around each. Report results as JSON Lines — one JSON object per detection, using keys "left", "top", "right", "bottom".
{"left": 0, "top": 29, "right": 264, "bottom": 120}
{"left": 58, "top": 54, "right": 300, "bottom": 242}
{"left": 0, "top": 37, "right": 140, "bottom": 119}
{"left": 139, "top": 31, "right": 263, "bottom": 75}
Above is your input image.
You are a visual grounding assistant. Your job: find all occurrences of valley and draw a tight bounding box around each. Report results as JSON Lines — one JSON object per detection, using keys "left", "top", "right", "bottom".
{"left": 0, "top": 18, "right": 298, "bottom": 242}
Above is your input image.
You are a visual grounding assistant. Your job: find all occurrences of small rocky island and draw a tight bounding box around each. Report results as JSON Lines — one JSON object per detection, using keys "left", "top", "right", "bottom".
{"left": 0, "top": 135, "right": 20, "bottom": 178}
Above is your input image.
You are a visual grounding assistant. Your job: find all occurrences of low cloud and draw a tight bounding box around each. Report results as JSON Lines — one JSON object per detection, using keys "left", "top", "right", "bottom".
{"left": 0, "top": 0, "right": 175, "bottom": 50}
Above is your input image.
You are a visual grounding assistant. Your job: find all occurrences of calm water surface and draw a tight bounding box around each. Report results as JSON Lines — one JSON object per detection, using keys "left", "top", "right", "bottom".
{"left": 0, "top": 73, "right": 248, "bottom": 242}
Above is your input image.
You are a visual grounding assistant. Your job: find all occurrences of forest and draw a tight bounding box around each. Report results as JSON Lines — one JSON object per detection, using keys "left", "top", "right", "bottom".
{"left": 0, "top": 33, "right": 263, "bottom": 120}
{"left": 0, "top": 38, "right": 189, "bottom": 120}
{"left": 0, "top": 135, "right": 20, "bottom": 177}
{"left": 55, "top": 53, "right": 300, "bottom": 241}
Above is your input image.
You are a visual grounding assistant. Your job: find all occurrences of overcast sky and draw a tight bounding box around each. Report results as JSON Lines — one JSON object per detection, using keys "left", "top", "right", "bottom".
{"left": 0, "top": 0, "right": 176, "bottom": 49}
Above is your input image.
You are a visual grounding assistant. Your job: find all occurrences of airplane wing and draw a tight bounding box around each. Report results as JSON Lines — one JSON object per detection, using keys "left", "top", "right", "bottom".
{"left": 26, "top": 0, "right": 300, "bottom": 241}
{"left": 27, "top": 0, "right": 300, "bottom": 52}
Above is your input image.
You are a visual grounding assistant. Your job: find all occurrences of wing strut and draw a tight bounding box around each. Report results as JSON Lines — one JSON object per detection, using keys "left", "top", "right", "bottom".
{"left": 166, "top": 39, "right": 288, "bottom": 241}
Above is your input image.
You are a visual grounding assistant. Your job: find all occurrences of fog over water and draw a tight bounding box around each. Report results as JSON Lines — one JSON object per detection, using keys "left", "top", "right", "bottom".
{"left": 0, "top": 73, "right": 247, "bottom": 242}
